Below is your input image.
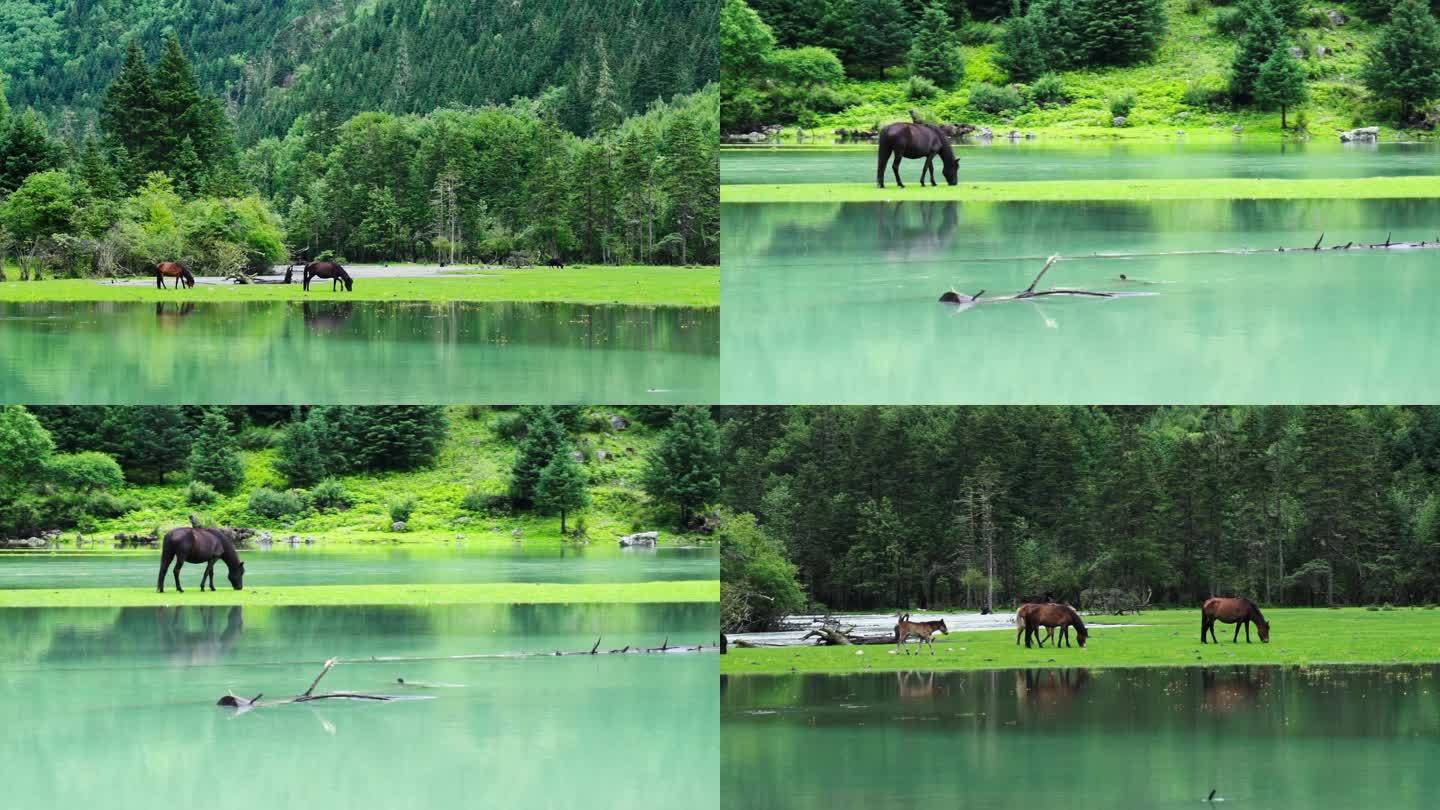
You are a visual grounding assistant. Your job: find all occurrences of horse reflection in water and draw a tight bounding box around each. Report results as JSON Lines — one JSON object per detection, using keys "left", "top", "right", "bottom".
{"left": 154, "top": 301, "right": 196, "bottom": 328}
{"left": 1201, "top": 667, "right": 1267, "bottom": 714}
{"left": 302, "top": 301, "right": 355, "bottom": 333}
{"left": 875, "top": 200, "right": 960, "bottom": 250}
{"left": 1015, "top": 668, "right": 1090, "bottom": 717}
{"left": 155, "top": 605, "right": 245, "bottom": 667}
{"left": 895, "top": 671, "right": 951, "bottom": 704}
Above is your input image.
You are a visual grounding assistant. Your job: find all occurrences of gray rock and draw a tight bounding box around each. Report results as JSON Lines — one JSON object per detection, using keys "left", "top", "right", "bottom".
{"left": 619, "top": 531, "right": 659, "bottom": 548}
{"left": 1232, "top": 124, "right": 1244, "bottom": 134}
{"left": 570, "top": 450, "right": 586, "bottom": 463}
{"left": 607, "top": 414, "right": 629, "bottom": 431}
{"left": 1315, "top": 45, "right": 1329, "bottom": 58}
{"left": 391, "top": 521, "right": 407, "bottom": 532}
{"left": 1289, "top": 46, "right": 1305, "bottom": 59}
{"left": 1327, "top": 9, "right": 1346, "bottom": 26}
{"left": 594, "top": 449, "right": 609, "bottom": 462}
{"left": 1339, "top": 126, "right": 1380, "bottom": 143}
{"left": 1112, "top": 116, "right": 1127, "bottom": 127}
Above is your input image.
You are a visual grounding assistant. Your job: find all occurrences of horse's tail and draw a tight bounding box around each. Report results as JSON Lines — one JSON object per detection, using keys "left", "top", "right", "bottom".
{"left": 1014, "top": 610, "right": 1025, "bottom": 630}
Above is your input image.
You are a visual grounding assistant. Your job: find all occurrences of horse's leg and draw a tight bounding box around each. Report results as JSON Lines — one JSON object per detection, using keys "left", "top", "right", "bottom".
{"left": 1232, "top": 622, "right": 1241, "bottom": 643}
{"left": 928, "top": 634, "right": 936, "bottom": 656}
{"left": 923, "top": 156, "right": 935, "bottom": 186}
{"left": 203, "top": 560, "right": 216, "bottom": 591}
{"left": 1201, "top": 615, "right": 1210, "bottom": 644}
{"left": 173, "top": 558, "right": 185, "bottom": 593}
{"left": 157, "top": 548, "right": 173, "bottom": 593}
{"left": 892, "top": 153, "right": 905, "bottom": 189}
{"left": 877, "top": 146, "right": 888, "bottom": 188}
{"left": 1244, "top": 620, "right": 1251, "bottom": 643}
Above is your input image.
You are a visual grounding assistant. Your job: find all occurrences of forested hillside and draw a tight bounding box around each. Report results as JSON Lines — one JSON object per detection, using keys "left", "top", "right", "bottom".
{"left": 4, "top": 0, "right": 718, "bottom": 141}
{"left": 719, "top": 407, "right": 1440, "bottom": 629}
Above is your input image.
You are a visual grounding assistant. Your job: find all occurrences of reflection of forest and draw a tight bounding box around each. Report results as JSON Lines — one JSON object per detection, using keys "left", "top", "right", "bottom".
{"left": 723, "top": 665, "right": 1440, "bottom": 739}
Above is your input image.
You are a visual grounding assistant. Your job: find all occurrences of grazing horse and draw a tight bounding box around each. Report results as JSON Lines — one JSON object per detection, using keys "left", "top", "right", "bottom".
{"left": 157, "top": 524, "right": 245, "bottom": 593}
{"left": 876, "top": 123, "right": 959, "bottom": 189}
{"left": 155, "top": 262, "right": 195, "bottom": 290}
{"left": 302, "top": 261, "right": 353, "bottom": 292}
{"left": 895, "top": 613, "right": 949, "bottom": 655}
{"left": 1201, "top": 596, "right": 1270, "bottom": 644}
{"left": 547, "top": 257, "right": 566, "bottom": 269}
{"left": 1022, "top": 603, "right": 1087, "bottom": 648}
{"left": 1015, "top": 602, "right": 1065, "bottom": 646}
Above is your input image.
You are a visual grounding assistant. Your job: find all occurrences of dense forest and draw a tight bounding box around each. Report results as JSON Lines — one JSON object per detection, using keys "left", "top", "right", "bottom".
{"left": 0, "top": 405, "right": 722, "bottom": 542}
{"left": 722, "top": 0, "right": 1440, "bottom": 133}
{"left": 718, "top": 406, "right": 1440, "bottom": 630}
{"left": 3, "top": 0, "right": 718, "bottom": 141}
{"left": 1, "top": 5, "right": 719, "bottom": 277}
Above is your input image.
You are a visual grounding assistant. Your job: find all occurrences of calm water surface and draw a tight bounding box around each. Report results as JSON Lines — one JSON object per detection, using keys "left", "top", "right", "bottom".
{"left": 722, "top": 141, "right": 1440, "bottom": 184}
{"left": 722, "top": 665, "right": 1440, "bottom": 809}
{"left": 1, "top": 602, "right": 717, "bottom": 810}
{"left": 0, "top": 300, "right": 718, "bottom": 404}
{"left": 723, "top": 198, "right": 1440, "bottom": 403}
{"left": 0, "top": 545, "right": 718, "bottom": 589}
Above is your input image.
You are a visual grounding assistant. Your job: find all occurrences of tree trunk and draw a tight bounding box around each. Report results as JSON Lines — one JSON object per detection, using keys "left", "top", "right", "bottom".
{"left": 1281, "top": 106, "right": 1287, "bottom": 131}
{"left": 560, "top": 510, "right": 567, "bottom": 535}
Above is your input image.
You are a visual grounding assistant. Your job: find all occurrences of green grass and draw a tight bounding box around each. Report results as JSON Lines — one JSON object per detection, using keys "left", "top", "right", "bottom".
{"left": 721, "top": 607, "right": 1440, "bottom": 675}
{"left": 778, "top": 0, "right": 1412, "bottom": 143}
{"left": 44, "top": 406, "right": 697, "bottom": 550}
{"left": 721, "top": 175, "right": 1440, "bottom": 203}
{"left": 0, "top": 266, "right": 719, "bottom": 308}
{"left": 0, "top": 580, "right": 718, "bottom": 608}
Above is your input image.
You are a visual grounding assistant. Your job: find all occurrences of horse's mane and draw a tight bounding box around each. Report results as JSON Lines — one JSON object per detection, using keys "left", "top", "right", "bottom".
{"left": 1067, "top": 604, "right": 1087, "bottom": 630}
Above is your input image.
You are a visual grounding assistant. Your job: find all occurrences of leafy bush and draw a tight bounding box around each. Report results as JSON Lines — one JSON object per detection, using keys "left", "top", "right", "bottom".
{"left": 906, "top": 75, "right": 942, "bottom": 100}
{"left": 84, "top": 492, "right": 136, "bottom": 519}
{"left": 959, "top": 22, "right": 1003, "bottom": 45}
{"left": 495, "top": 412, "right": 529, "bottom": 440}
{"left": 770, "top": 47, "right": 846, "bottom": 87}
{"left": 1182, "top": 83, "right": 1226, "bottom": 109}
{"left": 460, "top": 489, "right": 511, "bottom": 515}
{"left": 186, "top": 480, "right": 219, "bottom": 505}
{"left": 968, "top": 82, "right": 1026, "bottom": 114}
{"left": 248, "top": 487, "right": 308, "bottom": 520}
{"left": 1213, "top": 7, "right": 1247, "bottom": 35}
{"left": 1028, "top": 74, "right": 1070, "bottom": 106}
{"left": 1292, "top": 109, "right": 1311, "bottom": 135}
{"left": 389, "top": 497, "right": 416, "bottom": 524}
{"left": 46, "top": 452, "right": 124, "bottom": 492}
{"left": 1109, "top": 92, "right": 1137, "bottom": 119}
{"left": 309, "top": 478, "right": 352, "bottom": 512}
{"left": 235, "top": 426, "right": 279, "bottom": 451}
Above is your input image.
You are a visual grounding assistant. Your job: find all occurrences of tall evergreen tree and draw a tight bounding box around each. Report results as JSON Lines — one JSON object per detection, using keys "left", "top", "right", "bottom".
{"left": 997, "top": 11, "right": 1048, "bottom": 82}
{"left": 850, "top": 0, "right": 914, "bottom": 76}
{"left": 1077, "top": 0, "right": 1166, "bottom": 67}
{"left": 1362, "top": 0, "right": 1440, "bottom": 120}
{"left": 908, "top": 1, "right": 966, "bottom": 88}
{"left": 510, "top": 407, "right": 569, "bottom": 507}
{"left": 1256, "top": 43, "right": 1308, "bottom": 128}
{"left": 187, "top": 408, "right": 244, "bottom": 494}
{"left": 536, "top": 450, "right": 588, "bottom": 534}
{"left": 643, "top": 406, "right": 721, "bottom": 527}
{"left": 100, "top": 42, "right": 162, "bottom": 176}
{"left": 1229, "top": 0, "right": 1285, "bottom": 103}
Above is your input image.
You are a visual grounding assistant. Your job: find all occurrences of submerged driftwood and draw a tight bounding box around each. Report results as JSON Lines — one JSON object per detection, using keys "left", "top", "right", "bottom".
{"left": 941, "top": 234, "right": 1440, "bottom": 305}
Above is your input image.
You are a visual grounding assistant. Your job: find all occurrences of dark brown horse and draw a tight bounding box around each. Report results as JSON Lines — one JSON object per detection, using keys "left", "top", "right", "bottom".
{"left": 157, "top": 524, "right": 245, "bottom": 593}
{"left": 1022, "top": 603, "right": 1087, "bottom": 648}
{"left": 876, "top": 123, "right": 959, "bottom": 188}
{"left": 155, "top": 262, "right": 195, "bottom": 290}
{"left": 303, "top": 261, "right": 353, "bottom": 292}
{"left": 1201, "top": 596, "right": 1270, "bottom": 644}
{"left": 895, "top": 613, "right": 948, "bottom": 655}
{"left": 1015, "top": 601, "right": 1070, "bottom": 646}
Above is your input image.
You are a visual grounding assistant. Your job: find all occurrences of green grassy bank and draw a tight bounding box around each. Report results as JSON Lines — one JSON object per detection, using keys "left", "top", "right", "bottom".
{"left": 720, "top": 175, "right": 1440, "bottom": 203}
{"left": 0, "top": 580, "right": 718, "bottom": 608}
{"left": 722, "top": 607, "right": 1440, "bottom": 675}
{"left": 0, "top": 266, "right": 719, "bottom": 308}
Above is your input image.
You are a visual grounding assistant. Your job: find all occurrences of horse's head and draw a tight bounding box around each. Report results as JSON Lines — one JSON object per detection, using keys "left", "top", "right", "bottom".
{"left": 942, "top": 152, "right": 959, "bottom": 186}
{"left": 343, "top": 275, "right": 354, "bottom": 292}
{"left": 1256, "top": 617, "right": 1270, "bottom": 643}
{"left": 936, "top": 619, "right": 949, "bottom": 635}
{"left": 228, "top": 560, "right": 245, "bottom": 590}
{"left": 1072, "top": 611, "right": 1088, "bottom": 647}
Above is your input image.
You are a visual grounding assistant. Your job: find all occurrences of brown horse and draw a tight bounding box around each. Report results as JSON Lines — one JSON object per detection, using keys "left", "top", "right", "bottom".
{"left": 1015, "top": 602, "right": 1071, "bottom": 647}
{"left": 895, "top": 613, "right": 949, "bottom": 655}
{"left": 1201, "top": 597, "right": 1270, "bottom": 644}
{"left": 155, "top": 262, "right": 195, "bottom": 290}
{"left": 876, "top": 123, "right": 959, "bottom": 188}
{"left": 157, "top": 524, "right": 245, "bottom": 593}
{"left": 1022, "top": 603, "right": 1087, "bottom": 648}
{"left": 303, "top": 261, "right": 353, "bottom": 292}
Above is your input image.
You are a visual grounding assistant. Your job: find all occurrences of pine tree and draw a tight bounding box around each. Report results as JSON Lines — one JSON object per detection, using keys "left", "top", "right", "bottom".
{"left": 152, "top": 34, "right": 204, "bottom": 170}
{"left": 907, "top": 2, "right": 966, "bottom": 88}
{"left": 590, "top": 41, "right": 625, "bottom": 135}
{"left": 510, "top": 407, "right": 568, "bottom": 507}
{"left": 275, "top": 414, "right": 329, "bottom": 488}
{"left": 101, "top": 42, "right": 162, "bottom": 175}
{"left": 997, "top": 13, "right": 1048, "bottom": 82}
{"left": 1362, "top": 0, "right": 1440, "bottom": 120}
{"left": 0, "top": 109, "right": 62, "bottom": 194}
{"left": 849, "top": 0, "right": 913, "bottom": 76}
{"left": 536, "top": 450, "right": 588, "bottom": 534}
{"left": 1229, "top": 0, "right": 1285, "bottom": 103}
{"left": 0, "top": 73, "right": 11, "bottom": 124}
{"left": 643, "top": 406, "right": 721, "bottom": 527}
{"left": 187, "top": 409, "right": 244, "bottom": 494}
{"left": 662, "top": 111, "right": 715, "bottom": 265}
{"left": 1255, "top": 43, "right": 1308, "bottom": 128}
{"left": 1077, "top": 0, "right": 1166, "bottom": 67}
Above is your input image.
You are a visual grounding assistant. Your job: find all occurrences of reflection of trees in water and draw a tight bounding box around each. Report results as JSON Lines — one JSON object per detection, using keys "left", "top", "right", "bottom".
{"left": 1201, "top": 666, "right": 1266, "bottom": 715}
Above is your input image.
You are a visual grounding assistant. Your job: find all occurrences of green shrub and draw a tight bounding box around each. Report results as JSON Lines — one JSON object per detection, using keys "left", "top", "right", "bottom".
{"left": 85, "top": 492, "right": 136, "bottom": 519}
{"left": 248, "top": 487, "right": 308, "bottom": 520}
{"left": 1109, "top": 92, "right": 1137, "bottom": 120}
{"left": 235, "top": 426, "right": 279, "bottom": 451}
{"left": 1292, "top": 109, "right": 1311, "bottom": 135}
{"left": 495, "top": 412, "right": 528, "bottom": 440}
{"left": 309, "top": 478, "right": 351, "bottom": 511}
{"left": 958, "top": 22, "right": 1003, "bottom": 45}
{"left": 1213, "top": 7, "right": 1246, "bottom": 35}
{"left": 1185, "top": 0, "right": 1206, "bottom": 14}
{"left": 389, "top": 497, "right": 416, "bottom": 525}
{"left": 906, "top": 75, "right": 942, "bottom": 100}
{"left": 1028, "top": 73, "right": 1070, "bottom": 106}
{"left": 186, "top": 480, "right": 219, "bottom": 505}
{"left": 461, "top": 488, "right": 511, "bottom": 514}
{"left": 968, "top": 82, "right": 1026, "bottom": 114}
{"left": 1182, "top": 83, "right": 1225, "bottom": 108}
{"left": 46, "top": 452, "right": 124, "bottom": 492}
